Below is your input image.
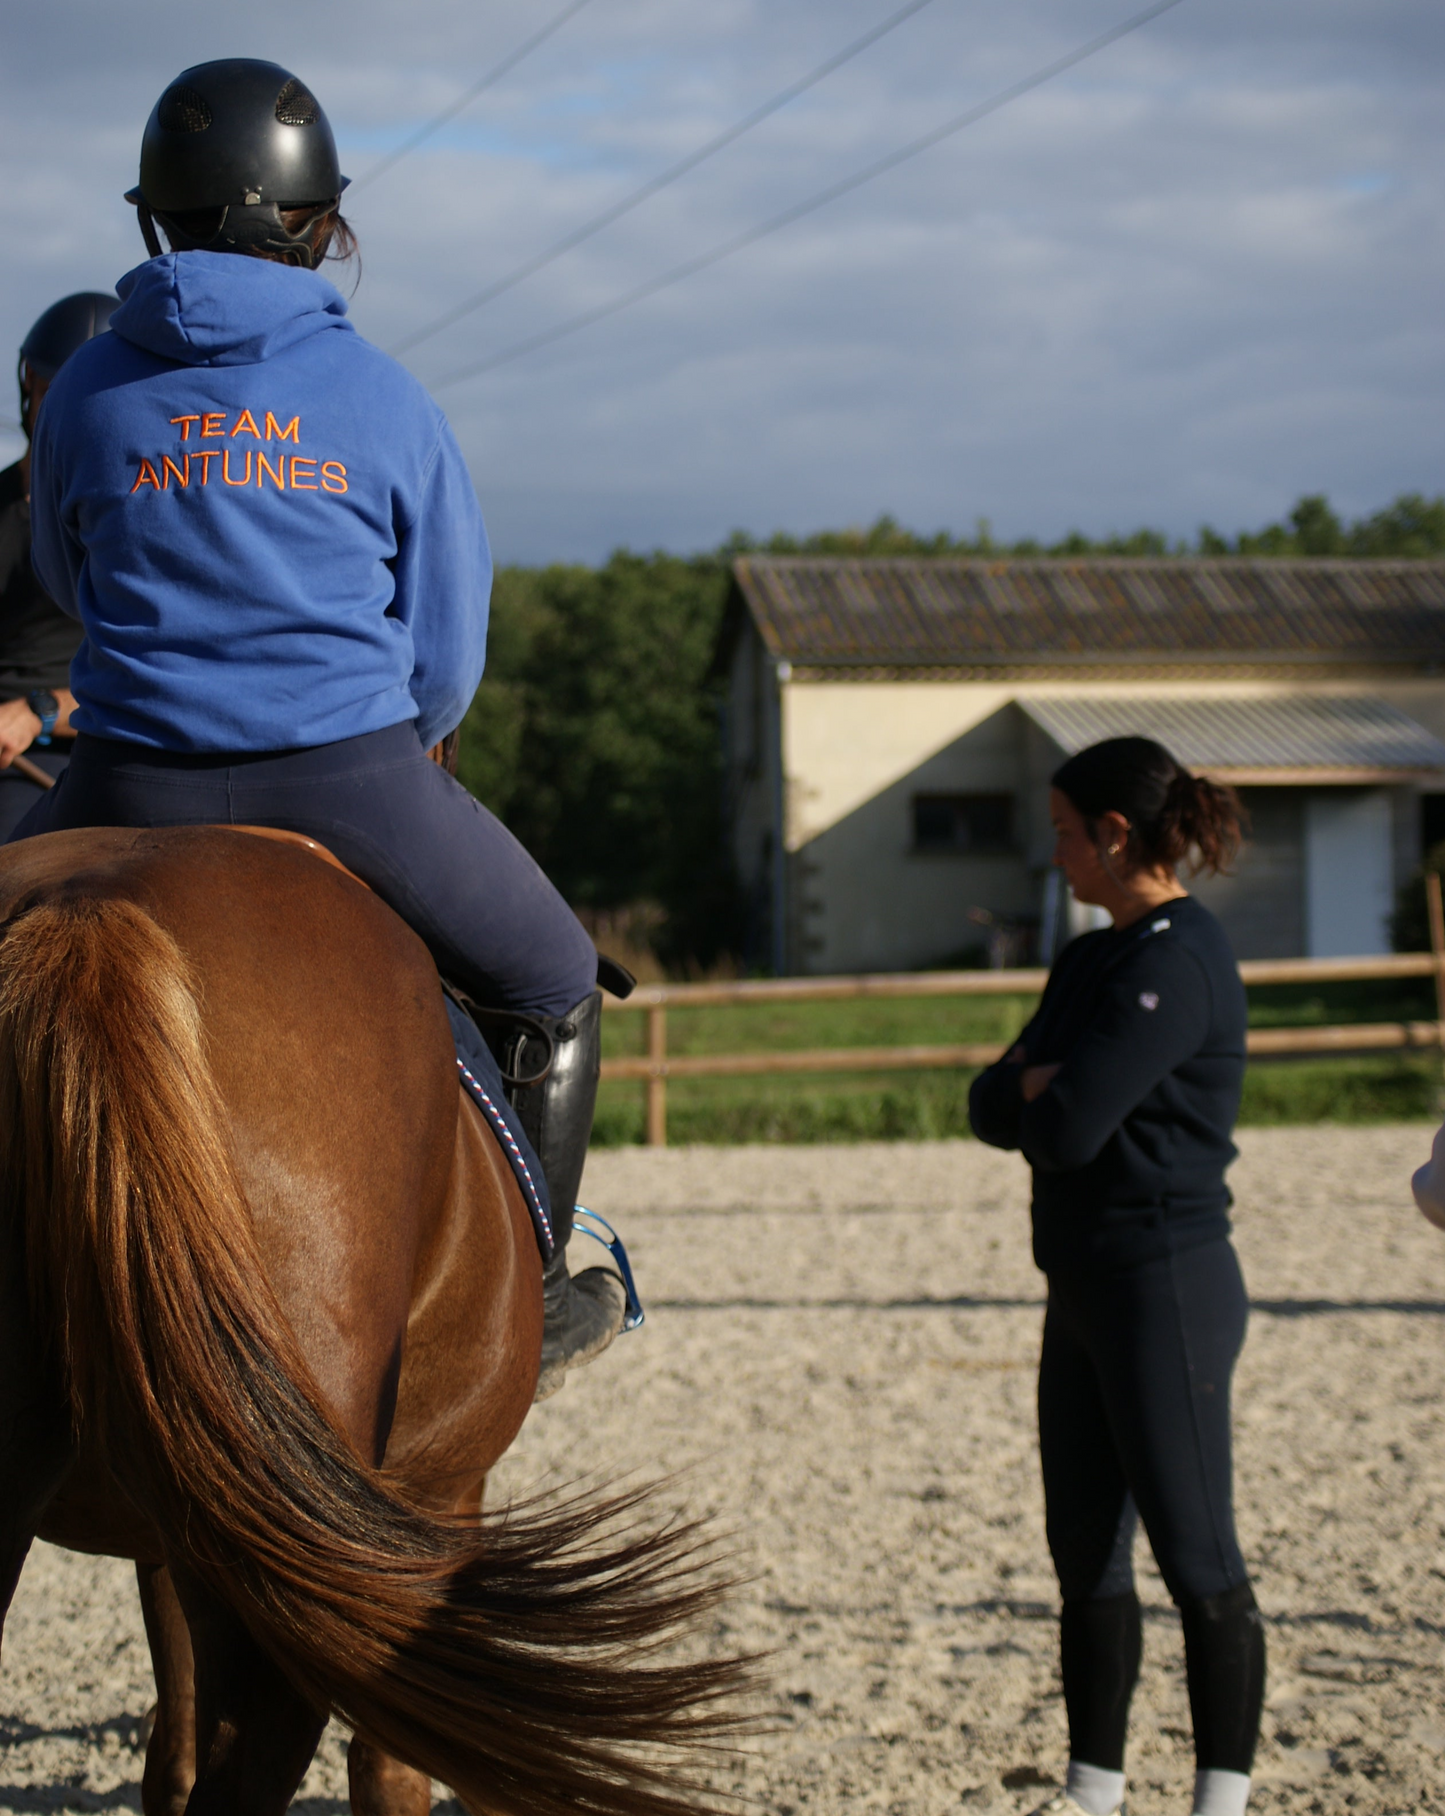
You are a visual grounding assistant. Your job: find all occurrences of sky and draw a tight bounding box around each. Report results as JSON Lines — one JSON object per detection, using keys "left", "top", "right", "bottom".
{"left": 1, "top": 0, "right": 1441, "bottom": 564}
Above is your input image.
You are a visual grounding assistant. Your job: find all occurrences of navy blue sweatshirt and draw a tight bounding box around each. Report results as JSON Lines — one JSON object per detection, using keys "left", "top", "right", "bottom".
{"left": 968, "top": 894, "right": 1246, "bottom": 1271}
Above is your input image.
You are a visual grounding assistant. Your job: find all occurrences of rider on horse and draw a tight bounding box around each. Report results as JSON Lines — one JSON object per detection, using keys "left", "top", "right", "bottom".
{"left": 0, "top": 292, "right": 117, "bottom": 831}
{"left": 16, "top": 58, "right": 627, "bottom": 1395}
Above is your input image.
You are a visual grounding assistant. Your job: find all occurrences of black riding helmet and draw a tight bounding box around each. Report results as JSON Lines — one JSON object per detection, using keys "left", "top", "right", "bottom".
{"left": 17, "top": 291, "right": 119, "bottom": 435}
{"left": 125, "top": 59, "right": 349, "bottom": 269}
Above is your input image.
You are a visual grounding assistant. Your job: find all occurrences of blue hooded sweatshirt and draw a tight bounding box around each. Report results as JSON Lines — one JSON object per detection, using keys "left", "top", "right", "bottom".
{"left": 29, "top": 251, "right": 490, "bottom": 752}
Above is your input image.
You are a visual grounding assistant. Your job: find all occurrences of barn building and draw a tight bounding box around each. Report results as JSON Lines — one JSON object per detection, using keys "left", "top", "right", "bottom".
{"left": 717, "top": 557, "right": 1445, "bottom": 973}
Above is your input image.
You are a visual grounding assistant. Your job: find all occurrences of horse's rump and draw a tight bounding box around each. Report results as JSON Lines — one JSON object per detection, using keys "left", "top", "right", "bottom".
{"left": 0, "top": 827, "right": 749, "bottom": 1816}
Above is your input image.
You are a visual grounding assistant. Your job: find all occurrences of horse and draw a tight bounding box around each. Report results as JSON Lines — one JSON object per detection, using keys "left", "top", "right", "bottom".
{"left": 0, "top": 822, "right": 746, "bottom": 1816}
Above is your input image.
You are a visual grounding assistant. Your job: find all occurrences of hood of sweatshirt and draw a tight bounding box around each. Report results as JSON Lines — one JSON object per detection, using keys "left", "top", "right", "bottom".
{"left": 109, "top": 251, "right": 353, "bottom": 368}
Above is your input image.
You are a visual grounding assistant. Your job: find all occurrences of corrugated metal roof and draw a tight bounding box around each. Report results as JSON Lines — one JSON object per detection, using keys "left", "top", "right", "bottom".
{"left": 1018, "top": 694, "right": 1445, "bottom": 773}
{"left": 731, "top": 557, "right": 1445, "bottom": 666}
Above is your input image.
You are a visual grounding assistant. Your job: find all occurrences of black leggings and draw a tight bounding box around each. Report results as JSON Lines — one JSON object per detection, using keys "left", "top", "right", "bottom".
{"left": 1040, "top": 1237, "right": 1264, "bottom": 1773}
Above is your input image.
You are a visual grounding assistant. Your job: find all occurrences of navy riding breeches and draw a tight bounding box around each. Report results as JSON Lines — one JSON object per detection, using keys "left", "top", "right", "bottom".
{"left": 7, "top": 721, "right": 597, "bottom": 1020}
{"left": 1039, "top": 1236, "right": 1250, "bottom": 1607}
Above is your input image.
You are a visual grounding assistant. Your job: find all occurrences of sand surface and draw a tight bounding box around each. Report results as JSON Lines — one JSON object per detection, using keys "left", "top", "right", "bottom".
{"left": 5, "top": 1126, "right": 1445, "bottom": 1814}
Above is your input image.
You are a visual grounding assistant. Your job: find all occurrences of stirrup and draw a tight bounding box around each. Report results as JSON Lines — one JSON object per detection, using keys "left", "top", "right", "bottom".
{"left": 573, "top": 1206, "right": 645, "bottom": 1330}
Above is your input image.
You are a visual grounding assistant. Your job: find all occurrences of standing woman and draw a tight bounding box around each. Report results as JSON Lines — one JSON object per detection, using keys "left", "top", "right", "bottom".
{"left": 969, "top": 738, "right": 1264, "bottom": 1816}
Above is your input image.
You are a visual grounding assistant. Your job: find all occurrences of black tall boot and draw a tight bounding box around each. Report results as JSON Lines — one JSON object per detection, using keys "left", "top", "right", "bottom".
{"left": 507, "top": 989, "right": 626, "bottom": 1400}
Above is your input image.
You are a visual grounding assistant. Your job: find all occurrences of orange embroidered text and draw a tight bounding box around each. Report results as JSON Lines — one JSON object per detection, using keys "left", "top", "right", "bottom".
{"left": 131, "top": 411, "right": 350, "bottom": 502}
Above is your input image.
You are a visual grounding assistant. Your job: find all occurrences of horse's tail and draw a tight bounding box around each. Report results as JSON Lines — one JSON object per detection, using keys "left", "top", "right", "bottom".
{"left": 0, "top": 894, "right": 748, "bottom": 1816}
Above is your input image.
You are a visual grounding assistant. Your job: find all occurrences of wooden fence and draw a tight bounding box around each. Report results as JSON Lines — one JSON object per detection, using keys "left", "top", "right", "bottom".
{"left": 600, "top": 878, "right": 1445, "bottom": 1147}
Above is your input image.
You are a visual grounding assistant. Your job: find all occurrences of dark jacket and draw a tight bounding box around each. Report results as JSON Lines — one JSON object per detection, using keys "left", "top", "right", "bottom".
{"left": 969, "top": 894, "right": 1246, "bottom": 1271}
{"left": 0, "top": 460, "right": 81, "bottom": 697}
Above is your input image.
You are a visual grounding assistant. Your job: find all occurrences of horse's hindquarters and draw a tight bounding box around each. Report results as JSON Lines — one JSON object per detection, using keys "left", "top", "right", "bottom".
{"left": 384, "top": 1091, "right": 544, "bottom": 1500}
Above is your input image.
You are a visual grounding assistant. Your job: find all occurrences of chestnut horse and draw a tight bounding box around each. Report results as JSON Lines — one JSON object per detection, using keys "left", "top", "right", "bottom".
{"left": 0, "top": 824, "right": 742, "bottom": 1816}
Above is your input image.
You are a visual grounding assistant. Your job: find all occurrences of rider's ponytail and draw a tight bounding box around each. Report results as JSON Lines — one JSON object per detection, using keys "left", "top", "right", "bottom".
{"left": 1052, "top": 736, "right": 1243, "bottom": 877}
{"left": 157, "top": 203, "right": 357, "bottom": 270}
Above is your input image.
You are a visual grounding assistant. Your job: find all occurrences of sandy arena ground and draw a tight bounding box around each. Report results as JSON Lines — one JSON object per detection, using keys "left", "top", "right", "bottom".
{"left": 5, "top": 1125, "right": 1445, "bottom": 1815}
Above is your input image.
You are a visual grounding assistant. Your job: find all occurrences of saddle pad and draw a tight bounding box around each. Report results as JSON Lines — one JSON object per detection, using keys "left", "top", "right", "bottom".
{"left": 444, "top": 997, "right": 554, "bottom": 1260}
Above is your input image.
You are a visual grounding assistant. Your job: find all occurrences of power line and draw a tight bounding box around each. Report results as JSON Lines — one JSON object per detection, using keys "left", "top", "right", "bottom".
{"left": 349, "top": 0, "right": 595, "bottom": 194}
{"left": 391, "top": 0, "right": 947, "bottom": 357}
{"left": 429, "top": 0, "right": 1186, "bottom": 392}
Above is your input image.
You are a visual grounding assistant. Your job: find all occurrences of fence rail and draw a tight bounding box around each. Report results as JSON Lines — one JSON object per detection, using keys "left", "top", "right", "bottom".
{"left": 602, "top": 879, "right": 1445, "bottom": 1146}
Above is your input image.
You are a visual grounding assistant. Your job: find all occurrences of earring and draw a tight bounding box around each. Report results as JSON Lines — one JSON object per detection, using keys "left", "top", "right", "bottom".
{"left": 1108, "top": 845, "right": 1120, "bottom": 855}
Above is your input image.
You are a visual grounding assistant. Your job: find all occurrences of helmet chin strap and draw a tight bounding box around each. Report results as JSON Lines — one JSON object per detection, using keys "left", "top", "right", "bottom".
{"left": 15, "top": 355, "right": 30, "bottom": 441}
{"left": 137, "top": 203, "right": 165, "bottom": 260}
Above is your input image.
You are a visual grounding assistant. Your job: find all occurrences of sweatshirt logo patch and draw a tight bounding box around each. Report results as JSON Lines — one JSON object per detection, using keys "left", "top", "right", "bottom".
{"left": 128, "top": 411, "right": 348, "bottom": 497}
{"left": 1138, "top": 991, "right": 1159, "bottom": 1011}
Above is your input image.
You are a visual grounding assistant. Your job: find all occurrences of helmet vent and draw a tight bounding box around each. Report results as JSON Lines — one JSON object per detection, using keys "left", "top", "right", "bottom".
{"left": 157, "top": 85, "right": 213, "bottom": 133}
{"left": 275, "top": 79, "right": 320, "bottom": 127}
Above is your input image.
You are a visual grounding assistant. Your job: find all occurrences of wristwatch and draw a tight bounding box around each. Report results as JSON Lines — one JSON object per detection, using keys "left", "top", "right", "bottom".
{"left": 25, "top": 689, "right": 59, "bottom": 747}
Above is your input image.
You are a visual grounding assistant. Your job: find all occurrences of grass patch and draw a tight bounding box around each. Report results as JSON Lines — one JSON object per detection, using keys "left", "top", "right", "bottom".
{"left": 1238, "top": 1055, "right": 1439, "bottom": 1126}
{"left": 593, "top": 1069, "right": 980, "bottom": 1147}
{"left": 600, "top": 993, "right": 1038, "bottom": 1063}
{"left": 593, "top": 980, "right": 1444, "bottom": 1145}
{"left": 1245, "top": 976, "right": 1436, "bottom": 1028}
{"left": 594, "top": 1056, "right": 1440, "bottom": 1146}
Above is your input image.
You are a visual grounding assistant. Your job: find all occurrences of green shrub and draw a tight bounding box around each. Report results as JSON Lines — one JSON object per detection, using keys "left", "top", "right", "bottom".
{"left": 1392, "top": 840, "right": 1445, "bottom": 957}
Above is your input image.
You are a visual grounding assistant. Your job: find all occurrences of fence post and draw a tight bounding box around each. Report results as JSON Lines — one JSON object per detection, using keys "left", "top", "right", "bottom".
{"left": 646, "top": 1005, "right": 667, "bottom": 1147}
{"left": 1428, "top": 872, "right": 1445, "bottom": 1054}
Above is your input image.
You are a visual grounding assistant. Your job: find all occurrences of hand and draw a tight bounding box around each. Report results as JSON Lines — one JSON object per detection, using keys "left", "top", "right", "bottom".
{"left": 1412, "top": 1120, "right": 1445, "bottom": 1230}
{"left": 0, "top": 697, "right": 44, "bottom": 767}
{"left": 1021, "top": 1062, "right": 1061, "bottom": 1103}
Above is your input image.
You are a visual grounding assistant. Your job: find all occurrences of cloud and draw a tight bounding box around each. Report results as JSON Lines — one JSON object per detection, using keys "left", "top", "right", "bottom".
{"left": 2, "top": 0, "right": 1442, "bottom": 559}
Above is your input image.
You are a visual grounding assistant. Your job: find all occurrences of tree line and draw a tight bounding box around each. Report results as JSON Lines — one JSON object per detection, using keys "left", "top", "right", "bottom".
{"left": 458, "top": 493, "right": 1445, "bottom": 970}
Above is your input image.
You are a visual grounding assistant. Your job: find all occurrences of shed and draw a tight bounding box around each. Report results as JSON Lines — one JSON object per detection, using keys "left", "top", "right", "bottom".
{"left": 718, "top": 557, "right": 1445, "bottom": 971}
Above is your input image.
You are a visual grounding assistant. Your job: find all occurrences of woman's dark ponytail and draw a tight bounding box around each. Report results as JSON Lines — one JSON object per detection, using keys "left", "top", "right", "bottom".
{"left": 1157, "top": 768, "right": 1242, "bottom": 876}
{"left": 1052, "top": 736, "right": 1243, "bottom": 877}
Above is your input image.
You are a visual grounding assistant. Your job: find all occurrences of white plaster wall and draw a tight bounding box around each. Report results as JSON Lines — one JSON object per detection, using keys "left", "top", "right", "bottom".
{"left": 796, "top": 842, "right": 1036, "bottom": 974}
{"left": 789, "top": 701, "right": 1035, "bottom": 972}
{"left": 781, "top": 682, "right": 1015, "bottom": 852}
{"left": 780, "top": 675, "right": 1445, "bottom": 848}
{"left": 758, "top": 671, "right": 1445, "bottom": 971}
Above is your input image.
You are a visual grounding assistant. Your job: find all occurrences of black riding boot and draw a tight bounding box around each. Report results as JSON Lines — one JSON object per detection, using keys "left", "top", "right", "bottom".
{"left": 507, "top": 989, "right": 626, "bottom": 1401}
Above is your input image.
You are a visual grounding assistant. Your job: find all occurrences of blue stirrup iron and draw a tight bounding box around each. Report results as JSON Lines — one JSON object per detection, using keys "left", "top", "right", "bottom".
{"left": 574, "top": 1206, "right": 645, "bottom": 1331}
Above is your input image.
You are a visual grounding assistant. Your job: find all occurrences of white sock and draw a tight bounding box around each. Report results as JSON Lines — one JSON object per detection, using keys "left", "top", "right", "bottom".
{"left": 1192, "top": 1768, "right": 1251, "bottom": 1816}
{"left": 1066, "top": 1759, "right": 1126, "bottom": 1815}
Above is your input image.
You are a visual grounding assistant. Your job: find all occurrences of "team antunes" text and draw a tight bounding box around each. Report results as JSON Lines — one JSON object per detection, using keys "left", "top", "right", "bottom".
{"left": 129, "top": 410, "right": 348, "bottom": 496}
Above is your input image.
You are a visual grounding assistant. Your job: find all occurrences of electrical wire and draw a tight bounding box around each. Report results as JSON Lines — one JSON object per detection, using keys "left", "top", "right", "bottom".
{"left": 428, "top": 0, "right": 1186, "bottom": 391}
{"left": 390, "top": 0, "right": 947, "bottom": 357}
{"left": 349, "top": 0, "right": 595, "bottom": 193}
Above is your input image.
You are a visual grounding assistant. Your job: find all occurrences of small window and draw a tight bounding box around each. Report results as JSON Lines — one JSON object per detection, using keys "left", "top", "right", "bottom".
{"left": 913, "top": 793, "right": 1015, "bottom": 854}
